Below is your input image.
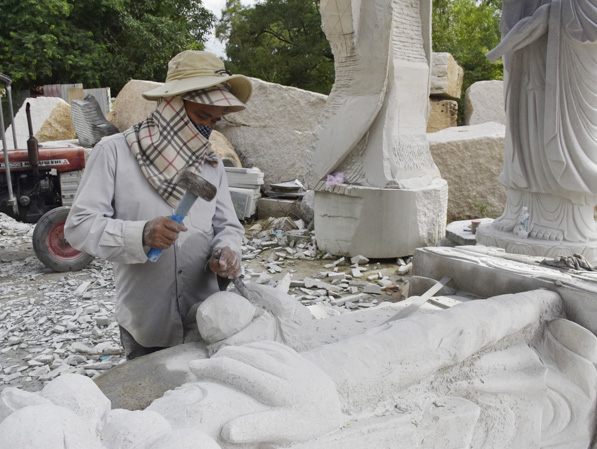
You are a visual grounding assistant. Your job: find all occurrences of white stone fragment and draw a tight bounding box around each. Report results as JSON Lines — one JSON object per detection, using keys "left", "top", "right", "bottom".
{"left": 74, "top": 281, "right": 91, "bottom": 295}
{"left": 398, "top": 263, "right": 413, "bottom": 275}
{"left": 351, "top": 255, "right": 370, "bottom": 265}
{"left": 276, "top": 273, "right": 292, "bottom": 294}
{"left": 331, "top": 294, "right": 370, "bottom": 307}
{"left": 95, "top": 315, "right": 111, "bottom": 326}
{"left": 85, "top": 305, "right": 100, "bottom": 314}
{"left": 351, "top": 268, "right": 363, "bottom": 278}
{"left": 363, "top": 284, "right": 383, "bottom": 295}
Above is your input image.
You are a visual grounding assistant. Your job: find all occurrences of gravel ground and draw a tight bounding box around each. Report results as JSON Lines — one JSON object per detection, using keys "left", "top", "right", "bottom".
{"left": 0, "top": 212, "right": 410, "bottom": 394}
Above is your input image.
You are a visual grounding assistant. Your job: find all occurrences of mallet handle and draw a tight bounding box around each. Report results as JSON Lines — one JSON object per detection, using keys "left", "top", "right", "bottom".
{"left": 147, "top": 191, "right": 198, "bottom": 262}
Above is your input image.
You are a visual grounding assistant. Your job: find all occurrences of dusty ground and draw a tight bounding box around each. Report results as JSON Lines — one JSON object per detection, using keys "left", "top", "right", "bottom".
{"left": 0, "top": 213, "right": 410, "bottom": 394}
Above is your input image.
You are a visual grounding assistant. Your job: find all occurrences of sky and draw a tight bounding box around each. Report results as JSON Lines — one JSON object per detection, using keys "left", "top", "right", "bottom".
{"left": 202, "top": 0, "right": 260, "bottom": 58}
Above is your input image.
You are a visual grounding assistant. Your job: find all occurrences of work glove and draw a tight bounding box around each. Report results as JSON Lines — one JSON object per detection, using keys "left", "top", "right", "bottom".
{"left": 209, "top": 246, "right": 241, "bottom": 279}
{"left": 143, "top": 216, "right": 187, "bottom": 249}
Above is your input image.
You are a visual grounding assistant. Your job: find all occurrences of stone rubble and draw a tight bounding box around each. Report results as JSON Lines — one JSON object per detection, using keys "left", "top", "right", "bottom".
{"left": 0, "top": 213, "right": 410, "bottom": 394}
{"left": 0, "top": 215, "right": 123, "bottom": 393}
{"left": 241, "top": 217, "right": 410, "bottom": 314}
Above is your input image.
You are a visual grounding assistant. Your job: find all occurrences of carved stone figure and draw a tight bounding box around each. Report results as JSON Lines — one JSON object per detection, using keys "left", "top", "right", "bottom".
{"left": 479, "top": 0, "right": 597, "bottom": 259}
{"left": 1, "top": 288, "right": 596, "bottom": 449}
{"left": 307, "top": 0, "right": 448, "bottom": 258}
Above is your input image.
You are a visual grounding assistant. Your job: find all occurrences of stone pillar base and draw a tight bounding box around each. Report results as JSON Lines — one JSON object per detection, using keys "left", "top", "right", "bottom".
{"left": 476, "top": 222, "right": 597, "bottom": 264}
{"left": 314, "top": 179, "right": 448, "bottom": 258}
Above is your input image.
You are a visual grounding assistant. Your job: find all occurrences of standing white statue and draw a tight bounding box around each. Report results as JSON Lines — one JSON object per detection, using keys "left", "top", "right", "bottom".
{"left": 480, "top": 0, "right": 597, "bottom": 256}
{"left": 306, "top": 0, "right": 448, "bottom": 258}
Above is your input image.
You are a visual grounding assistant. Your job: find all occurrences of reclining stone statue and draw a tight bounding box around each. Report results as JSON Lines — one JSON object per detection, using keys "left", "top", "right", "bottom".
{"left": 0, "top": 285, "right": 596, "bottom": 449}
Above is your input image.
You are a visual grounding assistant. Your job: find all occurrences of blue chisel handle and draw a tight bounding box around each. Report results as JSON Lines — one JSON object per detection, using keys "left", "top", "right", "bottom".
{"left": 146, "top": 192, "right": 197, "bottom": 262}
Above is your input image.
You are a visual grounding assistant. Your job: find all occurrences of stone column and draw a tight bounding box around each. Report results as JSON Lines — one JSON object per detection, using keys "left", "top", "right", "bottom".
{"left": 307, "top": 0, "right": 448, "bottom": 258}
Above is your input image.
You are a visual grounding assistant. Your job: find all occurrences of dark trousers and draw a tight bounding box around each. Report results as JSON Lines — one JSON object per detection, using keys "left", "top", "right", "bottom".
{"left": 119, "top": 326, "right": 165, "bottom": 361}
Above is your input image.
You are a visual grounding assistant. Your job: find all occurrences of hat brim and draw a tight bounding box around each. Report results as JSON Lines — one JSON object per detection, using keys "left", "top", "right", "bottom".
{"left": 142, "top": 74, "right": 253, "bottom": 105}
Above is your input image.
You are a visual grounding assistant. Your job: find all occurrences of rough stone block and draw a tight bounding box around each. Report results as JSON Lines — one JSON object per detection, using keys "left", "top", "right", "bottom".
{"left": 35, "top": 101, "right": 76, "bottom": 142}
{"left": 430, "top": 53, "right": 464, "bottom": 100}
{"left": 427, "top": 98, "right": 458, "bottom": 133}
{"left": 464, "top": 80, "right": 505, "bottom": 126}
{"left": 224, "top": 77, "right": 327, "bottom": 132}
{"left": 219, "top": 125, "right": 313, "bottom": 188}
{"left": 428, "top": 122, "right": 506, "bottom": 222}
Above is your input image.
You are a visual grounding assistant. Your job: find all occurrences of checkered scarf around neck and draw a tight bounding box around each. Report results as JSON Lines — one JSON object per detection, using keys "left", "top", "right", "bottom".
{"left": 124, "top": 95, "right": 218, "bottom": 208}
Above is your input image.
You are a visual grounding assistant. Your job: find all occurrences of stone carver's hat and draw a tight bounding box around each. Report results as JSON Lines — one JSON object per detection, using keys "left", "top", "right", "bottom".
{"left": 142, "top": 50, "right": 252, "bottom": 111}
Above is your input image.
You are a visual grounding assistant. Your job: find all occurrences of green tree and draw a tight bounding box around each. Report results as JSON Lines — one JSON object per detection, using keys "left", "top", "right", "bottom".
{"left": 432, "top": 0, "right": 503, "bottom": 96}
{"left": 216, "top": 0, "right": 334, "bottom": 94}
{"left": 0, "top": 0, "right": 215, "bottom": 95}
{"left": 0, "top": 0, "right": 111, "bottom": 90}
{"left": 104, "top": 0, "right": 216, "bottom": 93}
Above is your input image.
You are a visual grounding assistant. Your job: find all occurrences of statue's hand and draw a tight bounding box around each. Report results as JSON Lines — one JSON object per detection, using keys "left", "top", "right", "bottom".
{"left": 188, "top": 341, "right": 346, "bottom": 444}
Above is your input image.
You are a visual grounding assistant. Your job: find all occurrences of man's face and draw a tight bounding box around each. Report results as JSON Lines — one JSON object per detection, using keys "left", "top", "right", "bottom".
{"left": 183, "top": 100, "right": 225, "bottom": 127}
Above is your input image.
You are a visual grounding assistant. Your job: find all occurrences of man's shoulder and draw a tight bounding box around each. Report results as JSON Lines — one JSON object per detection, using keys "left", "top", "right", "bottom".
{"left": 95, "top": 133, "right": 128, "bottom": 150}
{"left": 87, "top": 133, "right": 129, "bottom": 158}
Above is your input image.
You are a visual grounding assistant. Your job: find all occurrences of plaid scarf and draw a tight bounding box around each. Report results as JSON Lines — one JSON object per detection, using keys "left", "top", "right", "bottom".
{"left": 124, "top": 96, "right": 218, "bottom": 208}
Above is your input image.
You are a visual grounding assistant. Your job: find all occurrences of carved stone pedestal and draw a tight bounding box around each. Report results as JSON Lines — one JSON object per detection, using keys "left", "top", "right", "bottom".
{"left": 476, "top": 222, "right": 597, "bottom": 264}
{"left": 314, "top": 179, "right": 448, "bottom": 258}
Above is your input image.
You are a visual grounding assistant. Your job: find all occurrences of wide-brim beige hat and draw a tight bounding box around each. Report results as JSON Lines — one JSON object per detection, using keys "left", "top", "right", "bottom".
{"left": 142, "top": 50, "right": 252, "bottom": 105}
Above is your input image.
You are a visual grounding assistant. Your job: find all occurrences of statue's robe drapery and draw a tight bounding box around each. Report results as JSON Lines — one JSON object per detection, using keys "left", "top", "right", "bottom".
{"left": 502, "top": 0, "right": 597, "bottom": 206}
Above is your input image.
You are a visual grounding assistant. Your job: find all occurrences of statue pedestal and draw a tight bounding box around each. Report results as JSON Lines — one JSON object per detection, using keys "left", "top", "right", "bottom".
{"left": 314, "top": 179, "right": 448, "bottom": 258}
{"left": 476, "top": 222, "right": 597, "bottom": 264}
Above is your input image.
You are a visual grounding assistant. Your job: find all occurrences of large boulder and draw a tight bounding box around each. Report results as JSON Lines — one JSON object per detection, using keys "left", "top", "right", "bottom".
{"left": 464, "top": 80, "right": 505, "bottom": 126}
{"left": 35, "top": 101, "right": 76, "bottom": 142}
{"left": 428, "top": 122, "right": 506, "bottom": 222}
{"left": 217, "top": 125, "right": 313, "bottom": 186}
{"left": 108, "top": 80, "right": 162, "bottom": 132}
{"left": 218, "top": 77, "right": 327, "bottom": 188}
{"left": 4, "top": 97, "right": 67, "bottom": 149}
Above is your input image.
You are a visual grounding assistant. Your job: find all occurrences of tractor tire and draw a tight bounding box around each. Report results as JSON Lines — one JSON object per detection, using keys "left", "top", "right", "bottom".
{"left": 33, "top": 206, "right": 95, "bottom": 272}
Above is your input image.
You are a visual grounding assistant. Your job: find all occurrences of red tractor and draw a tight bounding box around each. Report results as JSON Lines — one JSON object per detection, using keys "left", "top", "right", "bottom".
{"left": 0, "top": 73, "right": 94, "bottom": 271}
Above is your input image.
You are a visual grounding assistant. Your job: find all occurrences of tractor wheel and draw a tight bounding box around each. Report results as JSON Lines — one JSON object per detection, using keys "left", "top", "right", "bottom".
{"left": 33, "top": 206, "right": 95, "bottom": 272}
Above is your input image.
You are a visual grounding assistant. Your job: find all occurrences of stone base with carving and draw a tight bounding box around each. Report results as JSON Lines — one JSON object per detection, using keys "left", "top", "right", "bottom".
{"left": 476, "top": 221, "right": 597, "bottom": 263}
{"left": 314, "top": 179, "right": 448, "bottom": 258}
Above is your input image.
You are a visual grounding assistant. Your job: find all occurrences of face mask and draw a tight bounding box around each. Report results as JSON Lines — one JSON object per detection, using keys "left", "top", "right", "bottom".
{"left": 192, "top": 122, "right": 213, "bottom": 140}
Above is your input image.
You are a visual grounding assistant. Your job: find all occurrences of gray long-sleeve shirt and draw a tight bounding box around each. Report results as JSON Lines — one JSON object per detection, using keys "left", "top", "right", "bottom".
{"left": 64, "top": 133, "right": 244, "bottom": 347}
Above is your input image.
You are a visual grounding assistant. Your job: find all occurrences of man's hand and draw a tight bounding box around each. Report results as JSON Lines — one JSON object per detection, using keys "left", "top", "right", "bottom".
{"left": 208, "top": 247, "right": 241, "bottom": 279}
{"left": 143, "top": 217, "right": 187, "bottom": 249}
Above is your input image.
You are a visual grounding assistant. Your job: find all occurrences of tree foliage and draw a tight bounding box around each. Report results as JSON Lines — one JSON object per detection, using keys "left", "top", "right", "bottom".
{"left": 0, "top": 0, "right": 215, "bottom": 95}
{"left": 217, "top": 0, "right": 502, "bottom": 98}
{"left": 216, "top": 0, "right": 334, "bottom": 95}
{"left": 432, "top": 0, "right": 503, "bottom": 94}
